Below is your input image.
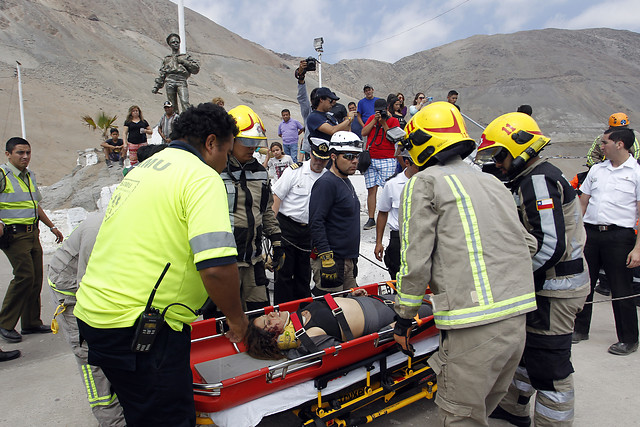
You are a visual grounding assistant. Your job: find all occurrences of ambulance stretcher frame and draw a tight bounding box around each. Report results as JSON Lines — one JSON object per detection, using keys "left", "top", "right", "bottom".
{"left": 190, "top": 282, "right": 439, "bottom": 426}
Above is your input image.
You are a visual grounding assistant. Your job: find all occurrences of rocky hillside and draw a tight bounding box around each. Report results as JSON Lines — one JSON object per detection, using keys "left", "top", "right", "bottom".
{"left": 323, "top": 28, "right": 640, "bottom": 142}
{"left": 1, "top": 0, "right": 639, "bottom": 186}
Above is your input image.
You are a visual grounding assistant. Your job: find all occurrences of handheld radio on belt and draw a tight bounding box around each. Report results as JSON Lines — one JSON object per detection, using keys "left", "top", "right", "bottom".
{"left": 131, "top": 262, "right": 171, "bottom": 352}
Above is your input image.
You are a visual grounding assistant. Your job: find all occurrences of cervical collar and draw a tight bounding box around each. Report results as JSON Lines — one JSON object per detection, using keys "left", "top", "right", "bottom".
{"left": 276, "top": 312, "right": 299, "bottom": 350}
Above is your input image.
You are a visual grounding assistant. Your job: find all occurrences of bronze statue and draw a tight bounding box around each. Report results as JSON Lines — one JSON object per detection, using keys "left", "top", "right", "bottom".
{"left": 152, "top": 33, "right": 200, "bottom": 114}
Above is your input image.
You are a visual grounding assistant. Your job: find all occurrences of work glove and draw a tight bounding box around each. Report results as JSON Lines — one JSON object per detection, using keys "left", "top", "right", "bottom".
{"left": 319, "top": 251, "right": 341, "bottom": 289}
{"left": 393, "top": 315, "right": 415, "bottom": 357}
{"left": 271, "top": 241, "right": 285, "bottom": 272}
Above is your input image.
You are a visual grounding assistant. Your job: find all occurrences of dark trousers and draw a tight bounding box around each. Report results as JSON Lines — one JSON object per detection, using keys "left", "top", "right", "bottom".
{"left": 384, "top": 230, "right": 401, "bottom": 280}
{"left": 0, "top": 229, "right": 44, "bottom": 330}
{"left": 574, "top": 226, "right": 639, "bottom": 344}
{"left": 78, "top": 319, "right": 195, "bottom": 427}
{"left": 274, "top": 213, "right": 312, "bottom": 304}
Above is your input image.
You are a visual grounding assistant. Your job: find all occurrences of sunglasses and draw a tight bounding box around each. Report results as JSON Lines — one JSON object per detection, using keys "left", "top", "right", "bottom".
{"left": 341, "top": 153, "right": 360, "bottom": 161}
{"left": 418, "top": 96, "right": 425, "bottom": 100}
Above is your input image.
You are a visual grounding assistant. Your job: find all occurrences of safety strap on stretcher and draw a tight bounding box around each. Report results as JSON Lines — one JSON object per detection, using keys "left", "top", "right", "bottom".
{"left": 323, "top": 294, "right": 354, "bottom": 341}
{"left": 290, "top": 294, "right": 356, "bottom": 353}
{"left": 290, "top": 312, "right": 319, "bottom": 353}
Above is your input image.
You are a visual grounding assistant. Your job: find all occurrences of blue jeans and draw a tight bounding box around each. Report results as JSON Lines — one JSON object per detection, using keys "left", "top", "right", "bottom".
{"left": 283, "top": 143, "right": 298, "bottom": 161}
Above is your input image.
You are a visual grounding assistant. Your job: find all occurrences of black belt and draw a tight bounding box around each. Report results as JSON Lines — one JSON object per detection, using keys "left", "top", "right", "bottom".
{"left": 7, "top": 224, "right": 38, "bottom": 233}
{"left": 277, "top": 212, "right": 308, "bottom": 227}
{"left": 584, "top": 223, "right": 632, "bottom": 232}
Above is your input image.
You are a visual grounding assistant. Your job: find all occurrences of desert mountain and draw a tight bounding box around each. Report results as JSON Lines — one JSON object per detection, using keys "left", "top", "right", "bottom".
{"left": 1, "top": 0, "right": 639, "bottom": 188}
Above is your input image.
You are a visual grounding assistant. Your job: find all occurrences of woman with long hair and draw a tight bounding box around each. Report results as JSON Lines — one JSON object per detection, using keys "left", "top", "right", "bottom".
{"left": 243, "top": 290, "right": 432, "bottom": 360}
{"left": 387, "top": 94, "right": 407, "bottom": 129}
{"left": 407, "top": 93, "right": 429, "bottom": 120}
{"left": 123, "top": 105, "right": 152, "bottom": 166}
{"left": 396, "top": 93, "right": 407, "bottom": 117}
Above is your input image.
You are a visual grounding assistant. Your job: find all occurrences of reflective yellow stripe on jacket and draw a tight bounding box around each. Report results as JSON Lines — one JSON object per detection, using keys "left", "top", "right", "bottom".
{"left": 398, "top": 170, "right": 536, "bottom": 328}
{"left": 444, "top": 175, "right": 494, "bottom": 306}
{"left": 397, "top": 177, "right": 420, "bottom": 306}
{"left": 0, "top": 165, "right": 38, "bottom": 225}
{"left": 434, "top": 293, "right": 536, "bottom": 327}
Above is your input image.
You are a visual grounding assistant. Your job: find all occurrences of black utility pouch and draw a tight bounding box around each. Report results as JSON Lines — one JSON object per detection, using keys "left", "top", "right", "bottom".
{"left": 0, "top": 226, "right": 14, "bottom": 250}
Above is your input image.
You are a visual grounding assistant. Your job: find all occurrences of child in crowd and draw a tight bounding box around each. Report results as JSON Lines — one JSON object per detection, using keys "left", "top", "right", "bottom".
{"left": 101, "top": 128, "right": 124, "bottom": 168}
{"left": 263, "top": 142, "right": 294, "bottom": 182}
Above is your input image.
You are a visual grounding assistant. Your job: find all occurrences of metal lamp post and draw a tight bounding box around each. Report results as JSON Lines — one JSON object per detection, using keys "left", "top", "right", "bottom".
{"left": 313, "top": 37, "right": 324, "bottom": 87}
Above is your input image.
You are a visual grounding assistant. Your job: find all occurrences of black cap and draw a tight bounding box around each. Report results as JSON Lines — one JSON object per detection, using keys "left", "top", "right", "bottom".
{"left": 309, "top": 137, "right": 331, "bottom": 159}
{"left": 316, "top": 87, "right": 339, "bottom": 101}
{"left": 374, "top": 98, "right": 387, "bottom": 111}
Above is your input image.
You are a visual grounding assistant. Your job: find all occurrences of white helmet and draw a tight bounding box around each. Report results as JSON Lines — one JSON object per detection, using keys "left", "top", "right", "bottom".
{"left": 329, "top": 131, "right": 363, "bottom": 153}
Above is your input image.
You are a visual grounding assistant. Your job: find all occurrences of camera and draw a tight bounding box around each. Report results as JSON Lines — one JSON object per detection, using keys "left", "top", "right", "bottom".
{"left": 386, "top": 126, "right": 407, "bottom": 143}
{"left": 376, "top": 109, "right": 388, "bottom": 119}
{"left": 305, "top": 57, "right": 317, "bottom": 71}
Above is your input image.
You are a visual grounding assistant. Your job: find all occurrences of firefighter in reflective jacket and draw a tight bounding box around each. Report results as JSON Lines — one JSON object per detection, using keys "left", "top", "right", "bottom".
{"left": 221, "top": 106, "right": 284, "bottom": 311}
{"left": 393, "top": 102, "right": 537, "bottom": 426}
{"left": 477, "top": 112, "right": 589, "bottom": 427}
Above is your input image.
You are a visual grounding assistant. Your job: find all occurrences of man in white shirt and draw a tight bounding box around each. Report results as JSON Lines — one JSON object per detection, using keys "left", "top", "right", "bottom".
{"left": 374, "top": 149, "right": 419, "bottom": 279}
{"left": 575, "top": 127, "right": 640, "bottom": 355}
{"left": 271, "top": 139, "right": 330, "bottom": 303}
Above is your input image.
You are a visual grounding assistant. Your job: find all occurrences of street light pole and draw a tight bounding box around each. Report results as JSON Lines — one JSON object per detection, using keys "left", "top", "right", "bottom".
{"left": 178, "top": 0, "right": 186, "bottom": 54}
{"left": 16, "top": 61, "right": 26, "bottom": 139}
{"left": 314, "top": 37, "right": 324, "bottom": 87}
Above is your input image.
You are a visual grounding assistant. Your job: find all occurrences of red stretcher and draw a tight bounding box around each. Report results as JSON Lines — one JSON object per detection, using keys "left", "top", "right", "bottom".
{"left": 190, "top": 282, "right": 439, "bottom": 426}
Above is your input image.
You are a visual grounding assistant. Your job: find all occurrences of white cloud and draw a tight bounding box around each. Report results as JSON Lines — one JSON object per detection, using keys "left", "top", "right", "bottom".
{"left": 175, "top": 0, "right": 640, "bottom": 63}
{"left": 545, "top": 0, "right": 640, "bottom": 31}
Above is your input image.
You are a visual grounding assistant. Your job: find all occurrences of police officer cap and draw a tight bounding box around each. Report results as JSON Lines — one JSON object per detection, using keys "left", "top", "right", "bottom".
{"left": 309, "top": 137, "right": 331, "bottom": 159}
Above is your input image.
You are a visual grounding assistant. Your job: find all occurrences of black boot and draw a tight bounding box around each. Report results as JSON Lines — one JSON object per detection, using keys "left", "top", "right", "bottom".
{"left": 489, "top": 405, "right": 531, "bottom": 427}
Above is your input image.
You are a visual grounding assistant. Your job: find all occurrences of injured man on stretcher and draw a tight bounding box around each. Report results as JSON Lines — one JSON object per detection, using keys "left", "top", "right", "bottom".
{"left": 243, "top": 290, "right": 433, "bottom": 360}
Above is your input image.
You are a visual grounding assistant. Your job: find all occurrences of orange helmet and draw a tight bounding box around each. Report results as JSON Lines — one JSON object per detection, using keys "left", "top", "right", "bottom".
{"left": 609, "top": 112, "right": 629, "bottom": 127}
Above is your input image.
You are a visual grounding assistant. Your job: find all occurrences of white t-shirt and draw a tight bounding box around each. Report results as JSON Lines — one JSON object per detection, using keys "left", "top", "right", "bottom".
{"left": 272, "top": 161, "right": 326, "bottom": 224}
{"left": 267, "top": 155, "right": 294, "bottom": 182}
{"left": 580, "top": 155, "right": 640, "bottom": 228}
{"left": 376, "top": 170, "right": 409, "bottom": 231}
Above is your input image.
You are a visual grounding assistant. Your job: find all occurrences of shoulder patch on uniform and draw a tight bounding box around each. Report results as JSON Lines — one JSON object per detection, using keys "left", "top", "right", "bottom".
{"left": 536, "top": 198, "right": 554, "bottom": 210}
{"left": 290, "top": 162, "right": 303, "bottom": 170}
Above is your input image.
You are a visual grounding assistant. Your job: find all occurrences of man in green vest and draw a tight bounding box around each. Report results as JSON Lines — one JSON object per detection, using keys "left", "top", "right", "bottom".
{"left": 0, "top": 137, "right": 63, "bottom": 344}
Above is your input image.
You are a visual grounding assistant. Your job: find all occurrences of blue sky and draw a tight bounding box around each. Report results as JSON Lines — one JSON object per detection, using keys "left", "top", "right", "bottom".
{"left": 175, "top": 0, "right": 640, "bottom": 63}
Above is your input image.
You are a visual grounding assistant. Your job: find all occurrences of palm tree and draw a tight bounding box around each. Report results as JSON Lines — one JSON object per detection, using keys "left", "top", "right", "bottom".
{"left": 81, "top": 111, "right": 118, "bottom": 140}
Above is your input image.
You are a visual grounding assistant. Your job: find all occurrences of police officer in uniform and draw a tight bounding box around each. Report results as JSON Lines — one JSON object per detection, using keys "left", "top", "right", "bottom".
{"left": 271, "top": 138, "right": 330, "bottom": 304}
{"left": 75, "top": 103, "right": 248, "bottom": 427}
{"left": 477, "top": 112, "right": 589, "bottom": 427}
{"left": 222, "top": 106, "right": 284, "bottom": 311}
{"left": 393, "top": 102, "right": 537, "bottom": 426}
{"left": 0, "top": 137, "right": 63, "bottom": 344}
